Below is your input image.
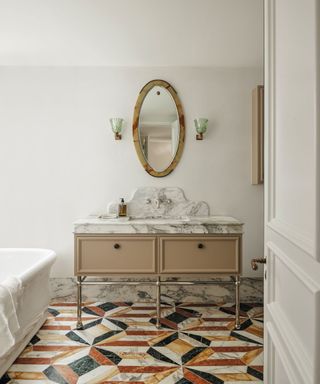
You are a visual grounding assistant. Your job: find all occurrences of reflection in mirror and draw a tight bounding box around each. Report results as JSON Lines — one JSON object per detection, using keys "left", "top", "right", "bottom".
{"left": 139, "top": 86, "right": 179, "bottom": 172}
{"left": 133, "top": 80, "right": 185, "bottom": 177}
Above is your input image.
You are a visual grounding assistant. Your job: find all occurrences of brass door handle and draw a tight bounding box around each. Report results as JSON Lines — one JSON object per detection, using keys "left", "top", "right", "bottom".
{"left": 251, "top": 257, "right": 266, "bottom": 270}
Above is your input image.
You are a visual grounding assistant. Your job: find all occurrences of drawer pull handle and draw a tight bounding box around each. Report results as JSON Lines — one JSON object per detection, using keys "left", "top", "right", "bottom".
{"left": 198, "top": 243, "right": 204, "bottom": 249}
{"left": 114, "top": 243, "right": 120, "bottom": 249}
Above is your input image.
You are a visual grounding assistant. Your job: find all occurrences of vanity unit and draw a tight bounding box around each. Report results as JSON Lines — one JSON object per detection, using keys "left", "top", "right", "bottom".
{"left": 74, "top": 187, "right": 244, "bottom": 330}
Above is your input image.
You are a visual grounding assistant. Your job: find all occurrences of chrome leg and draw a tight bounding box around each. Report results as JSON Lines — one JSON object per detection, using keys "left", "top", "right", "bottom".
{"left": 156, "top": 276, "right": 161, "bottom": 328}
{"left": 76, "top": 276, "right": 83, "bottom": 330}
{"left": 235, "top": 275, "right": 241, "bottom": 329}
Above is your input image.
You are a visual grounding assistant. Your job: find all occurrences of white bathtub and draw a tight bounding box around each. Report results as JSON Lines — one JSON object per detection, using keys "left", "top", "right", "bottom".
{"left": 0, "top": 248, "right": 56, "bottom": 376}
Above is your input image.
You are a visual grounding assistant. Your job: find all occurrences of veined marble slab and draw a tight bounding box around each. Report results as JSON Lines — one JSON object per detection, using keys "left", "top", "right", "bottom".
{"left": 74, "top": 187, "right": 243, "bottom": 234}
{"left": 74, "top": 215, "right": 243, "bottom": 234}
{"left": 108, "top": 187, "right": 210, "bottom": 218}
{"left": 50, "top": 277, "right": 262, "bottom": 303}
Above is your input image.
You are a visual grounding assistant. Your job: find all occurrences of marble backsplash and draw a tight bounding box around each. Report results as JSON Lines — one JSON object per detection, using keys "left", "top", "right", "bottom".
{"left": 108, "top": 187, "right": 210, "bottom": 218}
{"left": 50, "top": 277, "right": 263, "bottom": 304}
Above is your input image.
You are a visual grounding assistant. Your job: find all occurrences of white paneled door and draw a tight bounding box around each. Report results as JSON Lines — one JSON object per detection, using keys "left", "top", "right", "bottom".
{"left": 263, "top": 0, "right": 320, "bottom": 383}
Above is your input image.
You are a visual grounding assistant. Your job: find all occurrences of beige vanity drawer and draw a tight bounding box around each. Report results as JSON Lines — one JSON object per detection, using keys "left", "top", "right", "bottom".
{"left": 75, "top": 236, "right": 157, "bottom": 274}
{"left": 159, "top": 236, "right": 240, "bottom": 274}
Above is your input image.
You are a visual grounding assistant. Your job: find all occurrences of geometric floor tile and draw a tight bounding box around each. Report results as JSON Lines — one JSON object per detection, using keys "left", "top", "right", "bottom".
{"left": 2, "top": 302, "right": 263, "bottom": 383}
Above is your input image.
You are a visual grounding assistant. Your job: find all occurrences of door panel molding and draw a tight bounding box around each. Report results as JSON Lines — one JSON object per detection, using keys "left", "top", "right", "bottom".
{"left": 267, "top": 241, "right": 319, "bottom": 371}
{"left": 265, "top": 0, "right": 315, "bottom": 258}
{"left": 266, "top": 320, "right": 306, "bottom": 384}
{"left": 267, "top": 241, "right": 320, "bottom": 293}
{"left": 265, "top": 0, "right": 320, "bottom": 381}
{"left": 265, "top": 331, "right": 275, "bottom": 384}
{"left": 267, "top": 228, "right": 320, "bottom": 288}
{"left": 267, "top": 302, "right": 312, "bottom": 380}
{"left": 268, "top": 218, "right": 314, "bottom": 257}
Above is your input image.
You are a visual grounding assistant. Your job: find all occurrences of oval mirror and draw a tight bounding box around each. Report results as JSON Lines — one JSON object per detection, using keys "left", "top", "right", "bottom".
{"left": 133, "top": 79, "right": 185, "bottom": 177}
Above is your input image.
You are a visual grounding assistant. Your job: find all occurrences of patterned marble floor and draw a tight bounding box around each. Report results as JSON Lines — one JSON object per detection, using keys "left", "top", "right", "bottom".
{"left": 1, "top": 302, "right": 263, "bottom": 384}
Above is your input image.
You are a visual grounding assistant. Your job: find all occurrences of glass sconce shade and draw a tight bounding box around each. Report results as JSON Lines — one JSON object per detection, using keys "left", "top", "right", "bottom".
{"left": 109, "top": 118, "right": 124, "bottom": 140}
{"left": 194, "top": 118, "right": 208, "bottom": 140}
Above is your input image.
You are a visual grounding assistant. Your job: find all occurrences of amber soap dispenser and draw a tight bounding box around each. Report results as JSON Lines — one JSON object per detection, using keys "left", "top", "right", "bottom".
{"left": 118, "top": 198, "right": 127, "bottom": 217}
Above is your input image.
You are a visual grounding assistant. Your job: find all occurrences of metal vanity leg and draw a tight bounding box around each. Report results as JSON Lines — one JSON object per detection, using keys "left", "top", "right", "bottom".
{"left": 156, "top": 276, "right": 161, "bottom": 328}
{"left": 235, "top": 275, "right": 241, "bottom": 329}
{"left": 76, "top": 276, "right": 84, "bottom": 330}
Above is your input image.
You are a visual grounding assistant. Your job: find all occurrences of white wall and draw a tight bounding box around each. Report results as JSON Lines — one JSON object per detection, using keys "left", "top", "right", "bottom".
{"left": 0, "top": 66, "right": 263, "bottom": 277}
{"left": 0, "top": 0, "right": 263, "bottom": 67}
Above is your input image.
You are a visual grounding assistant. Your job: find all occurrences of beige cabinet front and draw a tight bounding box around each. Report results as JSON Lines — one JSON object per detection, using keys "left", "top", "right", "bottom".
{"left": 75, "top": 236, "right": 157, "bottom": 275}
{"left": 75, "top": 234, "right": 241, "bottom": 275}
{"left": 159, "top": 236, "right": 240, "bottom": 273}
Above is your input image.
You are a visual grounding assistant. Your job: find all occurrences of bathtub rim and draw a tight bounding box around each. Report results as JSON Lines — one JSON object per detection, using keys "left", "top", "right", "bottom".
{"left": 0, "top": 248, "right": 56, "bottom": 283}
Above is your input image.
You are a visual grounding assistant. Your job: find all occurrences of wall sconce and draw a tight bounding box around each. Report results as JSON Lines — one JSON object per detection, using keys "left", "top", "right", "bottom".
{"left": 109, "top": 118, "right": 124, "bottom": 140}
{"left": 194, "top": 118, "right": 208, "bottom": 140}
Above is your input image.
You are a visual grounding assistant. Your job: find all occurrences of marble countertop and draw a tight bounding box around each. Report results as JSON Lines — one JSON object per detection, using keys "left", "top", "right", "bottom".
{"left": 74, "top": 215, "right": 243, "bottom": 234}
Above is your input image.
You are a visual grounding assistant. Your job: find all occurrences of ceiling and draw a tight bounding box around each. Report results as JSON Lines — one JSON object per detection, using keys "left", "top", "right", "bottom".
{"left": 0, "top": 0, "right": 263, "bottom": 67}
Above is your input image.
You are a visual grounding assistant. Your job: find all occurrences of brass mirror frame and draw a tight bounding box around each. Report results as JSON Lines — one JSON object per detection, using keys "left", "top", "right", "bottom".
{"left": 133, "top": 79, "right": 185, "bottom": 177}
